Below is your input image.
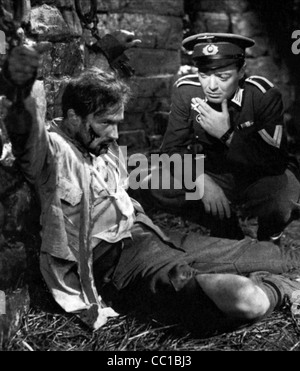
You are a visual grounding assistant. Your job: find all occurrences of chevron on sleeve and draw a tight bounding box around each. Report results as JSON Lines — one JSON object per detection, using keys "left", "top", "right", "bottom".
{"left": 258, "top": 125, "right": 283, "bottom": 148}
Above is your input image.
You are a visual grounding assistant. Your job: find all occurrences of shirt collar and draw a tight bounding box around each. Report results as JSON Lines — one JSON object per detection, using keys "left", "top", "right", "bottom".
{"left": 50, "top": 118, "right": 115, "bottom": 159}
{"left": 231, "top": 86, "right": 244, "bottom": 107}
{"left": 51, "top": 118, "right": 91, "bottom": 158}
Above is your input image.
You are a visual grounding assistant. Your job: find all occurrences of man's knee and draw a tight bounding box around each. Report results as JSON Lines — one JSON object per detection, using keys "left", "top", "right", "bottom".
{"left": 196, "top": 274, "right": 270, "bottom": 321}
{"left": 232, "top": 279, "right": 270, "bottom": 320}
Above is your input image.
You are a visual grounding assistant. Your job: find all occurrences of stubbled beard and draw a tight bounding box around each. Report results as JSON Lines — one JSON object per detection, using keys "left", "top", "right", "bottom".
{"left": 87, "top": 127, "right": 112, "bottom": 156}
{"left": 88, "top": 126, "right": 97, "bottom": 145}
{"left": 72, "top": 123, "right": 112, "bottom": 156}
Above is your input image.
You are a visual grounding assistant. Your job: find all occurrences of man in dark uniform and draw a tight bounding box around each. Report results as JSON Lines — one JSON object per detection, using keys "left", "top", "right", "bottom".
{"left": 147, "top": 33, "right": 300, "bottom": 241}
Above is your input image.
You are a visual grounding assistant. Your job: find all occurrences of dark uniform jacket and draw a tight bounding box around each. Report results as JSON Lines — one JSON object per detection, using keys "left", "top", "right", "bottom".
{"left": 161, "top": 74, "right": 298, "bottom": 182}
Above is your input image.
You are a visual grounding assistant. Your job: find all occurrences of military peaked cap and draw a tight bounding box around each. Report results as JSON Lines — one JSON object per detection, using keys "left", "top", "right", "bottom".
{"left": 182, "top": 33, "right": 255, "bottom": 70}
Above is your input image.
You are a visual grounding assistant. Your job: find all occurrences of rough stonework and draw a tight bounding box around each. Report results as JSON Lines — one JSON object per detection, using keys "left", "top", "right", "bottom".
{"left": 26, "top": 0, "right": 185, "bottom": 151}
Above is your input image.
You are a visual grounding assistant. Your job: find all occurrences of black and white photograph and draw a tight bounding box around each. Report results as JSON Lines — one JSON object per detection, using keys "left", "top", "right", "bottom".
{"left": 1, "top": 0, "right": 300, "bottom": 353}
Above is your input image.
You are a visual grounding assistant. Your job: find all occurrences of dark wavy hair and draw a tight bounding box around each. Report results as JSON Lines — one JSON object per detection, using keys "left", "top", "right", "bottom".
{"left": 61, "top": 67, "right": 131, "bottom": 119}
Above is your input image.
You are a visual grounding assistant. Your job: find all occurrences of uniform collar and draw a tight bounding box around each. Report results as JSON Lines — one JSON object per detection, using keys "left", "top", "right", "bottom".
{"left": 231, "top": 86, "right": 244, "bottom": 108}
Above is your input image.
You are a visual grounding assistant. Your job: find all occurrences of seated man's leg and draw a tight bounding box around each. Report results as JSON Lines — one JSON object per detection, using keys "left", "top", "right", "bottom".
{"left": 93, "top": 223, "right": 300, "bottom": 334}
{"left": 196, "top": 273, "right": 270, "bottom": 320}
{"left": 157, "top": 269, "right": 273, "bottom": 334}
{"left": 240, "top": 169, "right": 300, "bottom": 240}
{"left": 198, "top": 270, "right": 300, "bottom": 324}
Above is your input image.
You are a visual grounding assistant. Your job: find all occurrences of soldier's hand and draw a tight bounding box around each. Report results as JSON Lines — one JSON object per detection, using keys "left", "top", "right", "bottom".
{"left": 191, "top": 98, "right": 230, "bottom": 139}
{"left": 7, "top": 45, "right": 40, "bottom": 86}
{"left": 111, "top": 30, "right": 142, "bottom": 50}
{"left": 202, "top": 174, "right": 231, "bottom": 220}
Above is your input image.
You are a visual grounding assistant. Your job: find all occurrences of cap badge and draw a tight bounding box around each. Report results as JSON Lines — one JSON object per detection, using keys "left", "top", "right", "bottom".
{"left": 203, "top": 44, "right": 219, "bottom": 55}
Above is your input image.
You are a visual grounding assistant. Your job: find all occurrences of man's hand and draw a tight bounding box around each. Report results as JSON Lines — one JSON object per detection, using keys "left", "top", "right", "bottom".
{"left": 7, "top": 45, "right": 40, "bottom": 86}
{"left": 111, "top": 30, "right": 142, "bottom": 50}
{"left": 191, "top": 98, "right": 230, "bottom": 139}
{"left": 202, "top": 174, "right": 231, "bottom": 219}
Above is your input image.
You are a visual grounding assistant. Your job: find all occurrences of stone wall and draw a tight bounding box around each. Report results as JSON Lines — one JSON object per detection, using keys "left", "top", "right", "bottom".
{"left": 94, "top": 1, "right": 184, "bottom": 151}
{"left": 2, "top": 0, "right": 299, "bottom": 152}
{"left": 28, "top": 0, "right": 185, "bottom": 153}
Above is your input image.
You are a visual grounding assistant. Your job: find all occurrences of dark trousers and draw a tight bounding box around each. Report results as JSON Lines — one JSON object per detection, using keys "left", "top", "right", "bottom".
{"left": 93, "top": 222, "right": 300, "bottom": 335}
{"left": 136, "top": 169, "right": 300, "bottom": 240}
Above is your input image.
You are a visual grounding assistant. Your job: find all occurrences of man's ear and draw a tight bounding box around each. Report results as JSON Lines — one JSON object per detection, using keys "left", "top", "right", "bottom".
{"left": 67, "top": 109, "right": 81, "bottom": 129}
{"left": 238, "top": 63, "right": 246, "bottom": 80}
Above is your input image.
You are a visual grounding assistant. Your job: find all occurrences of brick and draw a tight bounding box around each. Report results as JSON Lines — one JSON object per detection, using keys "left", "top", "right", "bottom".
{"left": 1, "top": 0, "right": 12, "bottom": 13}
{"left": 130, "top": 75, "right": 174, "bottom": 98}
{"left": 96, "top": 13, "right": 182, "bottom": 51}
{"left": 122, "top": 112, "right": 146, "bottom": 131}
{"left": 30, "top": 4, "right": 72, "bottom": 41}
{"left": 124, "top": 109, "right": 169, "bottom": 135}
{"left": 85, "top": 50, "right": 111, "bottom": 71}
{"left": 31, "top": 0, "right": 57, "bottom": 5}
{"left": 96, "top": 0, "right": 184, "bottom": 16}
{"left": 192, "top": 12, "right": 231, "bottom": 33}
{"left": 36, "top": 42, "right": 53, "bottom": 79}
{"left": 123, "top": 112, "right": 157, "bottom": 133}
{"left": 276, "top": 83, "right": 296, "bottom": 111}
{"left": 225, "top": 0, "right": 251, "bottom": 13}
{"left": 56, "top": 0, "right": 75, "bottom": 8}
{"left": 44, "top": 78, "right": 69, "bottom": 119}
{"left": 231, "top": 11, "right": 264, "bottom": 38}
{"left": 187, "top": 0, "right": 250, "bottom": 13}
{"left": 41, "top": 40, "right": 84, "bottom": 77}
{"left": 61, "top": 9, "right": 83, "bottom": 36}
{"left": 192, "top": 0, "right": 226, "bottom": 13}
{"left": 118, "top": 130, "right": 147, "bottom": 152}
{"left": 123, "top": 103, "right": 170, "bottom": 132}
{"left": 246, "top": 57, "right": 290, "bottom": 86}
{"left": 246, "top": 36, "right": 269, "bottom": 58}
{"left": 124, "top": 110, "right": 170, "bottom": 146}
{"left": 126, "top": 97, "right": 171, "bottom": 114}
{"left": 125, "top": 48, "right": 181, "bottom": 76}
